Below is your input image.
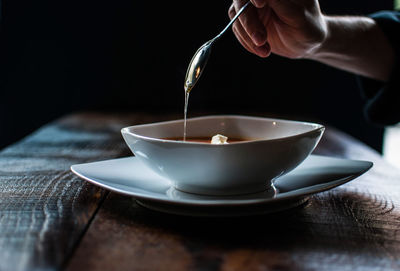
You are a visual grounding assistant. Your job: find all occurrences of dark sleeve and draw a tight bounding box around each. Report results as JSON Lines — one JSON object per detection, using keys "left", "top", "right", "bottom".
{"left": 357, "top": 11, "right": 400, "bottom": 126}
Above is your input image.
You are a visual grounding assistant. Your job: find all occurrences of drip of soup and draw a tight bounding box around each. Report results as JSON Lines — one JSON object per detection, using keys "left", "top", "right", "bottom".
{"left": 183, "top": 91, "right": 189, "bottom": 141}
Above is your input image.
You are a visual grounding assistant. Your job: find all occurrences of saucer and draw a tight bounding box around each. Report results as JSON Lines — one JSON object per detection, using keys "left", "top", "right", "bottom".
{"left": 71, "top": 155, "right": 372, "bottom": 216}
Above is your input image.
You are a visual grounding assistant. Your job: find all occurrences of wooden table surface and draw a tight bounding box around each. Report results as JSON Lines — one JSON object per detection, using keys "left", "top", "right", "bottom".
{"left": 1, "top": 112, "right": 400, "bottom": 271}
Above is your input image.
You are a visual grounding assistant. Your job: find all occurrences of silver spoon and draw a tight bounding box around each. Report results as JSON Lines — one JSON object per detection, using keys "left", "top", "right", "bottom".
{"left": 184, "top": 1, "right": 251, "bottom": 93}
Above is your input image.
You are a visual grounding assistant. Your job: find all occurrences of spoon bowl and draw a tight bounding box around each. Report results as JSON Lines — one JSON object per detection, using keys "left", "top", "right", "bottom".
{"left": 184, "top": 41, "right": 212, "bottom": 93}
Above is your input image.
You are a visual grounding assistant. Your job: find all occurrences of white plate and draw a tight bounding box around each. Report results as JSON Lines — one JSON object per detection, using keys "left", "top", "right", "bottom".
{"left": 71, "top": 155, "right": 372, "bottom": 216}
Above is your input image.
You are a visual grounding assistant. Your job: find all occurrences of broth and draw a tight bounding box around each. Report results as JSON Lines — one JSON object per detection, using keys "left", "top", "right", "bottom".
{"left": 163, "top": 136, "right": 251, "bottom": 144}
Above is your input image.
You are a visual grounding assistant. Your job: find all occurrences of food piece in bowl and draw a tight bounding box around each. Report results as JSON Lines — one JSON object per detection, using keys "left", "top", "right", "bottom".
{"left": 211, "top": 134, "right": 228, "bottom": 144}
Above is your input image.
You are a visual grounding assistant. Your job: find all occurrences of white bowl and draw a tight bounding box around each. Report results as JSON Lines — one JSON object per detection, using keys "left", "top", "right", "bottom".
{"left": 121, "top": 115, "right": 324, "bottom": 196}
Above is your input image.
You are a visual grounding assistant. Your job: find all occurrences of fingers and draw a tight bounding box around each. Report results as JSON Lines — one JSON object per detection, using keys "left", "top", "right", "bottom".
{"left": 258, "top": 5, "right": 271, "bottom": 28}
{"left": 233, "top": 24, "right": 271, "bottom": 57}
{"left": 233, "top": 0, "right": 268, "bottom": 46}
{"left": 229, "top": 4, "right": 271, "bottom": 57}
{"left": 228, "top": 5, "right": 254, "bottom": 54}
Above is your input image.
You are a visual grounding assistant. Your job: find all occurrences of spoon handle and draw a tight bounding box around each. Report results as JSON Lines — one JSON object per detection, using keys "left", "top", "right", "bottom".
{"left": 213, "top": 1, "right": 251, "bottom": 42}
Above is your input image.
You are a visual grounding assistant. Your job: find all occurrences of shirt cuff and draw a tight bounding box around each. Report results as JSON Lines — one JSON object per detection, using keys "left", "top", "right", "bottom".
{"left": 357, "top": 11, "right": 400, "bottom": 126}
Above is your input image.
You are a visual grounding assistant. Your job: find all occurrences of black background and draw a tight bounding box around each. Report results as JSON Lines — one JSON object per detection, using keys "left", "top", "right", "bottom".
{"left": 0, "top": 0, "right": 394, "bottom": 151}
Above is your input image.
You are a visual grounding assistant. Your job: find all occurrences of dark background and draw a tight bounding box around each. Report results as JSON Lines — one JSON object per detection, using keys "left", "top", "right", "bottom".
{"left": 0, "top": 0, "right": 394, "bottom": 151}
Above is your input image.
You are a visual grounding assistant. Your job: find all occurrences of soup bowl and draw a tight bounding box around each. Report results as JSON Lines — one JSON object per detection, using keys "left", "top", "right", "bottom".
{"left": 121, "top": 115, "right": 324, "bottom": 196}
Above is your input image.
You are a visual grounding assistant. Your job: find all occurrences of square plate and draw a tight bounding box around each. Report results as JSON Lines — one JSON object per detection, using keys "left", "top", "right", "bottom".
{"left": 71, "top": 155, "right": 372, "bottom": 216}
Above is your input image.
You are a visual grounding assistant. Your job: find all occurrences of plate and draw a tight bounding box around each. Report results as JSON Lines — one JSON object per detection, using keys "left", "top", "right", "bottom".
{"left": 71, "top": 155, "right": 372, "bottom": 216}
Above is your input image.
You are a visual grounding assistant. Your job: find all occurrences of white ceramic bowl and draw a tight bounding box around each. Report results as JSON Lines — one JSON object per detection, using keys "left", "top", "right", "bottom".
{"left": 121, "top": 115, "right": 324, "bottom": 196}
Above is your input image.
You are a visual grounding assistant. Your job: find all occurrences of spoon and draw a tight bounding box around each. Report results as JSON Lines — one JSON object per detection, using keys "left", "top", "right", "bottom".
{"left": 184, "top": 1, "right": 251, "bottom": 93}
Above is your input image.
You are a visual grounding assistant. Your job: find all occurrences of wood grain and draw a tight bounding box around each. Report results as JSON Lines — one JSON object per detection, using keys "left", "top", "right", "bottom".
{"left": 67, "top": 125, "right": 400, "bottom": 271}
{"left": 0, "top": 112, "right": 179, "bottom": 271}
{"left": 2, "top": 112, "right": 400, "bottom": 271}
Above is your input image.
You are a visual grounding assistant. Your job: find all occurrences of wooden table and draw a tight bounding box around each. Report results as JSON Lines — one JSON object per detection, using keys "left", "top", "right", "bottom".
{"left": 1, "top": 112, "right": 400, "bottom": 271}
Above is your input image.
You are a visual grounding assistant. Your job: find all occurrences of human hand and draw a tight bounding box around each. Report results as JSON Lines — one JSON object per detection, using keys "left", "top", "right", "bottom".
{"left": 228, "top": 0, "right": 328, "bottom": 59}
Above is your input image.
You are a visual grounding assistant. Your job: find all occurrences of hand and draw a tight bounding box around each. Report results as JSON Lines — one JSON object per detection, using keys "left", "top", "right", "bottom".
{"left": 228, "top": 0, "right": 328, "bottom": 59}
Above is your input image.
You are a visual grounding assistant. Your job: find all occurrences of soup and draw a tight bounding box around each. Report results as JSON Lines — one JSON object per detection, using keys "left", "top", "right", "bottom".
{"left": 163, "top": 136, "right": 251, "bottom": 144}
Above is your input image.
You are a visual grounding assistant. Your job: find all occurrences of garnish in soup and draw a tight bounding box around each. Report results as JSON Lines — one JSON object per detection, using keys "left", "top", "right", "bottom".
{"left": 211, "top": 134, "right": 228, "bottom": 144}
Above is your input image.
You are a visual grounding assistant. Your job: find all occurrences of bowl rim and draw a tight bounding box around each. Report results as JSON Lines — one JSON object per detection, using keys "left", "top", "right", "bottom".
{"left": 121, "top": 114, "right": 325, "bottom": 146}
